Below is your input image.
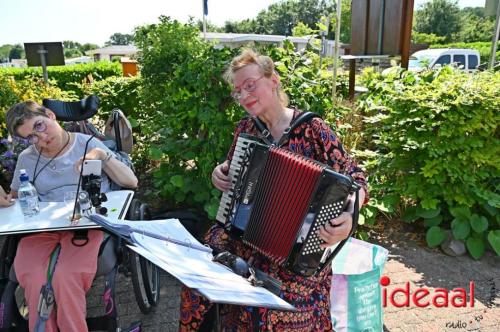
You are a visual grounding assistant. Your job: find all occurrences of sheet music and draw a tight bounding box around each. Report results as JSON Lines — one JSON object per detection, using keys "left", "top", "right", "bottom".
{"left": 93, "top": 216, "right": 294, "bottom": 310}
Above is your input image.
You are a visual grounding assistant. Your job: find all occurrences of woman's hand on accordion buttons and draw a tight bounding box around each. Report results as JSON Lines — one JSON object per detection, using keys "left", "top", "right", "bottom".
{"left": 318, "top": 211, "right": 353, "bottom": 249}
{"left": 212, "top": 160, "right": 232, "bottom": 192}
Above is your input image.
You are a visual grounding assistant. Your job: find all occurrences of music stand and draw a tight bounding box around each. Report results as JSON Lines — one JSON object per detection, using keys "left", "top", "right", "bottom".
{"left": 24, "top": 42, "right": 65, "bottom": 84}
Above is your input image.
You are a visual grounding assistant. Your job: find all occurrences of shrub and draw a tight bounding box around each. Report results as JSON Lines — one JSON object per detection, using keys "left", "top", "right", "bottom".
{"left": 358, "top": 66, "right": 500, "bottom": 258}
{"left": 0, "top": 62, "right": 122, "bottom": 96}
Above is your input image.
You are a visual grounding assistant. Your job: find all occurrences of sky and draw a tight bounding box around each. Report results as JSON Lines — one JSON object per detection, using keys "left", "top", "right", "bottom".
{"left": 0, "top": 0, "right": 487, "bottom": 46}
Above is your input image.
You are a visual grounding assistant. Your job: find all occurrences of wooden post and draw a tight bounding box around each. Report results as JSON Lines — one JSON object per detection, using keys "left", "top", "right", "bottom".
{"left": 349, "top": 58, "right": 356, "bottom": 101}
{"left": 400, "top": 0, "right": 414, "bottom": 69}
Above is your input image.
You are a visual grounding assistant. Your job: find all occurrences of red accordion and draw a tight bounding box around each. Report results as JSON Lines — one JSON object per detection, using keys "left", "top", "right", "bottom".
{"left": 216, "top": 134, "right": 360, "bottom": 277}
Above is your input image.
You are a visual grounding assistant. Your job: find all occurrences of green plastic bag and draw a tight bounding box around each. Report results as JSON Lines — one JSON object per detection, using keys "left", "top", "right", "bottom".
{"left": 330, "top": 238, "right": 389, "bottom": 332}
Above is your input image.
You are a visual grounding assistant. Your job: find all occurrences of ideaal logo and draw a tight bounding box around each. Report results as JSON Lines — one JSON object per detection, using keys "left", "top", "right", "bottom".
{"left": 380, "top": 276, "right": 475, "bottom": 308}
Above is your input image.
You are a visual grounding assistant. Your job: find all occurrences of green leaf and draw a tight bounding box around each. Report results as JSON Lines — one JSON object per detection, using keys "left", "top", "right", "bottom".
{"left": 426, "top": 226, "right": 446, "bottom": 248}
{"left": 469, "top": 214, "right": 488, "bottom": 233}
{"left": 466, "top": 237, "right": 485, "bottom": 260}
{"left": 204, "top": 202, "right": 218, "bottom": 219}
{"left": 170, "top": 175, "right": 184, "bottom": 188}
{"left": 449, "top": 206, "right": 471, "bottom": 219}
{"left": 357, "top": 231, "right": 369, "bottom": 241}
{"left": 483, "top": 203, "right": 498, "bottom": 217}
{"left": 424, "top": 215, "right": 443, "bottom": 228}
{"left": 357, "top": 213, "right": 365, "bottom": 226}
{"left": 417, "top": 205, "right": 441, "bottom": 219}
{"left": 402, "top": 206, "right": 419, "bottom": 223}
{"left": 451, "top": 218, "right": 471, "bottom": 240}
{"left": 149, "top": 147, "right": 163, "bottom": 160}
{"left": 487, "top": 230, "right": 500, "bottom": 256}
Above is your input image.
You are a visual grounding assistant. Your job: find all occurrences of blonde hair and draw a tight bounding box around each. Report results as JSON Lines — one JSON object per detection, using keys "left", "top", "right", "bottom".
{"left": 224, "top": 49, "right": 289, "bottom": 107}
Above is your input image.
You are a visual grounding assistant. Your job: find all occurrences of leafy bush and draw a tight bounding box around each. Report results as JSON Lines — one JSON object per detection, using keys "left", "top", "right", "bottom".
{"left": 358, "top": 66, "right": 500, "bottom": 258}
{"left": 0, "top": 62, "right": 122, "bottom": 96}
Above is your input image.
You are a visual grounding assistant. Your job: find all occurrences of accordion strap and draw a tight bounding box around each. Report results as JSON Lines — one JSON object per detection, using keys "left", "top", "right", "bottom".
{"left": 253, "top": 111, "right": 320, "bottom": 147}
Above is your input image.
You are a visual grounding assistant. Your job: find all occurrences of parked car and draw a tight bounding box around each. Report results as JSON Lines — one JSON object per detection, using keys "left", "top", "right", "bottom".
{"left": 408, "top": 48, "right": 480, "bottom": 71}
{"left": 383, "top": 48, "right": 481, "bottom": 75}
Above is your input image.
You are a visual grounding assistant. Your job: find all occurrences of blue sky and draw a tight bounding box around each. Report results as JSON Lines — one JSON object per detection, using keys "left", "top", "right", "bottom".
{"left": 0, "top": 0, "right": 486, "bottom": 46}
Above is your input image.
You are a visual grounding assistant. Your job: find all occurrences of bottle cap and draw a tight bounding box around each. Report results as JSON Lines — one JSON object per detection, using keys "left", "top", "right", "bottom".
{"left": 19, "top": 169, "right": 29, "bottom": 182}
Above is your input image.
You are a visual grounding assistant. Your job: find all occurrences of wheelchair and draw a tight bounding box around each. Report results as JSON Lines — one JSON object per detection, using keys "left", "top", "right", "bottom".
{"left": 0, "top": 95, "right": 160, "bottom": 332}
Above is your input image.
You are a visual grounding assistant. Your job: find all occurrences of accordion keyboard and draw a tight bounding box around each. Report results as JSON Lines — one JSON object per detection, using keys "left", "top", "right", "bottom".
{"left": 215, "top": 135, "right": 256, "bottom": 224}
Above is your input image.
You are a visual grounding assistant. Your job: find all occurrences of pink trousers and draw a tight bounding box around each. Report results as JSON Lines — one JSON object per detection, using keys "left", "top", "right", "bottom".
{"left": 13, "top": 230, "right": 103, "bottom": 332}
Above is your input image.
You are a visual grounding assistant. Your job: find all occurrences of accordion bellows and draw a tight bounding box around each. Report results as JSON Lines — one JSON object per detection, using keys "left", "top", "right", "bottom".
{"left": 217, "top": 134, "right": 358, "bottom": 277}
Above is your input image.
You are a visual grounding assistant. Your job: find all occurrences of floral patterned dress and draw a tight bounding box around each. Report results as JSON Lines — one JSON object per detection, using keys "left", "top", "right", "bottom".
{"left": 179, "top": 109, "right": 367, "bottom": 331}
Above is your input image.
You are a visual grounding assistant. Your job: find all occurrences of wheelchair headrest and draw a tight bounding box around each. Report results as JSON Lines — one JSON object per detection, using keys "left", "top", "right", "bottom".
{"left": 42, "top": 95, "right": 100, "bottom": 121}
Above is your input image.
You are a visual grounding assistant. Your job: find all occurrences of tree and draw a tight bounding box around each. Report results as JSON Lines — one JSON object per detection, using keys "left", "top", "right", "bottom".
{"left": 223, "top": 0, "right": 335, "bottom": 37}
{"left": 105, "top": 33, "right": 134, "bottom": 46}
{"left": 8, "top": 44, "right": 24, "bottom": 60}
{"left": 457, "top": 7, "right": 495, "bottom": 42}
{"left": 196, "top": 19, "right": 224, "bottom": 33}
{"left": 414, "top": 0, "right": 461, "bottom": 42}
{"left": 0, "top": 44, "right": 13, "bottom": 62}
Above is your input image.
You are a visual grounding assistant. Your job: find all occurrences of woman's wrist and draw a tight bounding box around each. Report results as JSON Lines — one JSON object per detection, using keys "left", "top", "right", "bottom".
{"left": 102, "top": 151, "right": 113, "bottom": 167}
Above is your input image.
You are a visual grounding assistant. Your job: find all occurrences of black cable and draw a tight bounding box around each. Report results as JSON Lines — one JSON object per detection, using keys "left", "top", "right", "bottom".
{"left": 71, "top": 134, "right": 95, "bottom": 221}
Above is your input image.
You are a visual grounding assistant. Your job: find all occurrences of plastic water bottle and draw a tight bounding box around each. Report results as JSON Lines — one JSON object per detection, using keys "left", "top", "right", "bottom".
{"left": 18, "top": 169, "right": 40, "bottom": 217}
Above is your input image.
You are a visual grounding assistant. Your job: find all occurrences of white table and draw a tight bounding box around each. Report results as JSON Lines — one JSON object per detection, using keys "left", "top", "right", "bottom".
{"left": 0, "top": 190, "right": 134, "bottom": 235}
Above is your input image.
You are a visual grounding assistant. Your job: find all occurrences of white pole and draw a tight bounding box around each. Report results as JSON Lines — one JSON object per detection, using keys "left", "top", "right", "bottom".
{"left": 489, "top": 0, "right": 500, "bottom": 69}
{"left": 332, "top": 0, "right": 342, "bottom": 99}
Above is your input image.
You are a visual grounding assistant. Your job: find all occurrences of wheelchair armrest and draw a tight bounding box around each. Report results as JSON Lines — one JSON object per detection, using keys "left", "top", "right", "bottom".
{"left": 43, "top": 95, "right": 100, "bottom": 121}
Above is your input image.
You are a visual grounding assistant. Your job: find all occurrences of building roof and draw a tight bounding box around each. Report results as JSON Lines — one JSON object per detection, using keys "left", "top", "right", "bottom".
{"left": 86, "top": 45, "right": 138, "bottom": 56}
{"left": 203, "top": 32, "right": 321, "bottom": 44}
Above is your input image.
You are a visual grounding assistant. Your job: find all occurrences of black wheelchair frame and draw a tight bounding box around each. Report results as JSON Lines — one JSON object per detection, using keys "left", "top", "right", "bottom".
{"left": 0, "top": 95, "right": 160, "bottom": 332}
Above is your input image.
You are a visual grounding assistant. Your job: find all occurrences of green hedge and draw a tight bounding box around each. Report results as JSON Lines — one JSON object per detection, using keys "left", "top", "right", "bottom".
{"left": 359, "top": 66, "right": 500, "bottom": 258}
{"left": 0, "top": 62, "right": 122, "bottom": 96}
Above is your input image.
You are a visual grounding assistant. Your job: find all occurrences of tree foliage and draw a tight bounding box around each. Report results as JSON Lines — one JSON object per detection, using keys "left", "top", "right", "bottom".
{"left": 414, "top": 0, "right": 461, "bottom": 43}
{"left": 8, "top": 44, "right": 24, "bottom": 60}
{"left": 106, "top": 32, "right": 134, "bottom": 46}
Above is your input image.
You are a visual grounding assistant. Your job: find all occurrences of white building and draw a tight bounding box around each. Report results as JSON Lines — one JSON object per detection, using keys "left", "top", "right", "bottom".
{"left": 85, "top": 45, "right": 138, "bottom": 61}
{"left": 203, "top": 32, "right": 343, "bottom": 57}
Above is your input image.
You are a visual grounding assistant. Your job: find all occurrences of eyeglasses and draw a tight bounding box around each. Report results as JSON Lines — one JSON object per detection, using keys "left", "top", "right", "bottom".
{"left": 231, "top": 76, "right": 264, "bottom": 101}
{"left": 23, "top": 120, "right": 47, "bottom": 144}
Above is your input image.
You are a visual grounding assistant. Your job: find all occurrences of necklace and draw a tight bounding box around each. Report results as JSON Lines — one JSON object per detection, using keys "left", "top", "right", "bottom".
{"left": 32, "top": 131, "right": 71, "bottom": 185}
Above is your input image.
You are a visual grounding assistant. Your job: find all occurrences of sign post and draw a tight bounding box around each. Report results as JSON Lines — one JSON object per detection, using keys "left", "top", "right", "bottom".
{"left": 24, "top": 42, "right": 65, "bottom": 84}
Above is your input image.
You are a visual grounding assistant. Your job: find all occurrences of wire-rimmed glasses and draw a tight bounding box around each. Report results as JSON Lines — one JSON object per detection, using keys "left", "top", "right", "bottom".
{"left": 231, "top": 76, "right": 265, "bottom": 101}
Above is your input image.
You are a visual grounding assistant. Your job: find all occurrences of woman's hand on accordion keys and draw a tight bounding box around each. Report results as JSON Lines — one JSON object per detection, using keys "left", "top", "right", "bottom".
{"left": 318, "top": 211, "right": 353, "bottom": 249}
{"left": 212, "top": 160, "right": 232, "bottom": 192}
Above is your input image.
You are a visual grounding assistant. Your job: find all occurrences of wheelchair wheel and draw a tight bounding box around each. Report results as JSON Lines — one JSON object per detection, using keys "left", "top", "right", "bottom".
{"left": 130, "top": 250, "right": 155, "bottom": 314}
{"left": 126, "top": 198, "right": 141, "bottom": 220}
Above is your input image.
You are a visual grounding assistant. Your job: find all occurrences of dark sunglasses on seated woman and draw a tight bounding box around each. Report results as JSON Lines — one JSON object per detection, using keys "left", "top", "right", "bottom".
{"left": 231, "top": 76, "right": 264, "bottom": 101}
{"left": 21, "top": 120, "right": 47, "bottom": 144}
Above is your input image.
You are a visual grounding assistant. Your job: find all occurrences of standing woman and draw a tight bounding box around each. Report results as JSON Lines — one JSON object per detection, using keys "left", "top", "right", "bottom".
{"left": 4, "top": 101, "right": 137, "bottom": 332}
{"left": 179, "top": 49, "right": 367, "bottom": 331}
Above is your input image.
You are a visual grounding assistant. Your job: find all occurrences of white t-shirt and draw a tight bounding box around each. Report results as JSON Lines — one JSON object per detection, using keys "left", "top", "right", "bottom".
{"left": 11, "top": 133, "right": 112, "bottom": 202}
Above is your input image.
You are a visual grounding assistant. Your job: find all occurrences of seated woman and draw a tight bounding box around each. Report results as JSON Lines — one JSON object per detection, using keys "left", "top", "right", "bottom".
{"left": 180, "top": 49, "right": 367, "bottom": 331}
{"left": 2, "top": 100, "right": 137, "bottom": 332}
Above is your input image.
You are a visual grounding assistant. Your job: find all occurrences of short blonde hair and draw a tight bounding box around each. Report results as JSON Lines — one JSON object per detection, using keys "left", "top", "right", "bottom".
{"left": 224, "top": 49, "right": 289, "bottom": 107}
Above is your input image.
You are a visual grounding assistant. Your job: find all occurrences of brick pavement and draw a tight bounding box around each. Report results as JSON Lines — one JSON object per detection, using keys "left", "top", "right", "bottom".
{"left": 4, "top": 225, "right": 499, "bottom": 332}
{"left": 375, "top": 232, "right": 500, "bottom": 332}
